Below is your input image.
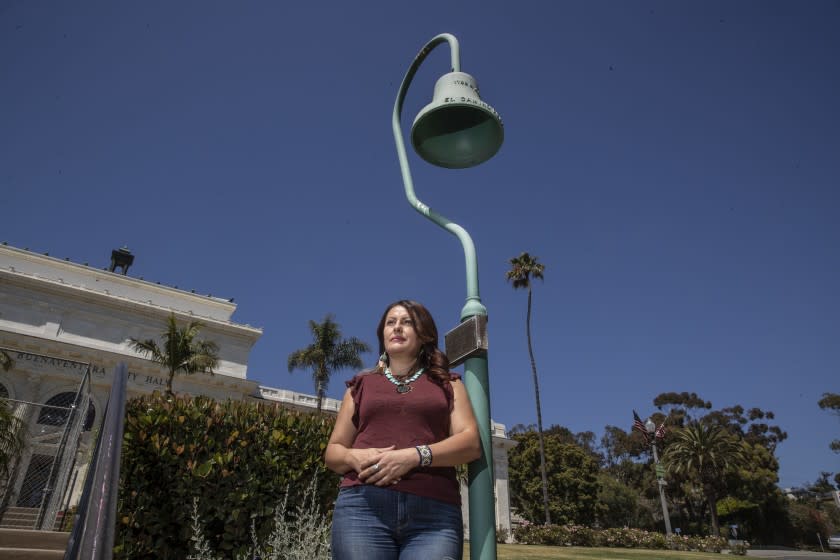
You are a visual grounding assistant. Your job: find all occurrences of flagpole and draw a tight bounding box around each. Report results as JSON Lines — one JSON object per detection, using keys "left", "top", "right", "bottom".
{"left": 645, "top": 417, "right": 673, "bottom": 536}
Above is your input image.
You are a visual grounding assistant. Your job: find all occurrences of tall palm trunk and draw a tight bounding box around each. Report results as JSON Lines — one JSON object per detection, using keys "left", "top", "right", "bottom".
{"left": 705, "top": 483, "right": 720, "bottom": 537}
{"left": 166, "top": 367, "right": 176, "bottom": 395}
{"left": 316, "top": 372, "right": 325, "bottom": 414}
{"left": 527, "top": 287, "right": 552, "bottom": 525}
{"left": 314, "top": 362, "right": 326, "bottom": 413}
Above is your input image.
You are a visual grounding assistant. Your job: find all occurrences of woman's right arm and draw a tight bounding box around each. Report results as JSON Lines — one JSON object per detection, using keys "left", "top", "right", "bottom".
{"left": 325, "top": 388, "right": 394, "bottom": 475}
{"left": 325, "top": 389, "right": 359, "bottom": 474}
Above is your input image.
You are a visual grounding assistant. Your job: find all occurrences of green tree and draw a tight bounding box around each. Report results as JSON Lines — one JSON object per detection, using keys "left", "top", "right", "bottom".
{"left": 287, "top": 315, "right": 370, "bottom": 413}
{"left": 705, "top": 405, "right": 787, "bottom": 453}
{"left": 0, "top": 349, "right": 13, "bottom": 371}
{"left": 663, "top": 422, "right": 747, "bottom": 537}
{"left": 506, "top": 251, "right": 551, "bottom": 524}
{"left": 653, "top": 391, "right": 712, "bottom": 427}
{"left": 0, "top": 399, "right": 24, "bottom": 485}
{"left": 784, "top": 473, "right": 840, "bottom": 548}
{"left": 719, "top": 442, "right": 787, "bottom": 544}
{"left": 596, "top": 473, "right": 649, "bottom": 528}
{"left": 650, "top": 392, "right": 792, "bottom": 543}
{"left": 600, "top": 425, "right": 648, "bottom": 478}
{"left": 818, "top": 392, "right": 840, "bottom": 454}
{"left": 598, "top": 423, "right": 656, "bottom": 529}
{"left": 508, "top": 427, "right": 602, "bottom": 525}
{"left": 1, "top": 349, "right": 24, "bottom": 486}
{"left": 130, "top": 313, "right": 220, "bottom": 396}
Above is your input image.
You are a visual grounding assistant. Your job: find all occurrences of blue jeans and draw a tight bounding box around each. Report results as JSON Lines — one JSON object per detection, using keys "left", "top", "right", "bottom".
{"left": 331, "top": 485, "right": 463, "bottom": 560}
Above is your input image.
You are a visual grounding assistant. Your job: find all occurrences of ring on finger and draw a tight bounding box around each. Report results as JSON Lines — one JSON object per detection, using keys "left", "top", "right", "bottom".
{"left": 372, "top": 463, "right": 380, "bottom": 472}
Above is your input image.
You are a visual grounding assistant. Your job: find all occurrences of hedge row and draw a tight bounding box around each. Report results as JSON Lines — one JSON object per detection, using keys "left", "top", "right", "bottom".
{"left": 513, "top": 524, "right": 728, "bottom": 552}
{"left": 116, "top": 394, "right": 339, "bottom": 559}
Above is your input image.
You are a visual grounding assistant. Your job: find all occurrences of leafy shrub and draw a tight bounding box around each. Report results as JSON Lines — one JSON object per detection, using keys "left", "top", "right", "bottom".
{"left": 116, "top": 394, "right": 338, "bottom": 559}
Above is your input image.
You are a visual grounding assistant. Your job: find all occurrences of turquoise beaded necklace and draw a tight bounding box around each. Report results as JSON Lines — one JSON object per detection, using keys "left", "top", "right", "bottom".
{"left": 383, "top": 367, "right": 425, "bottom": 394}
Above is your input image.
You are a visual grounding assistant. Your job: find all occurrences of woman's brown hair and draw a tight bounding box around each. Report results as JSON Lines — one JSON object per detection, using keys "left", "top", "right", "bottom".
{"left": 376, "top": 299, "right": 451, "bottom": 386}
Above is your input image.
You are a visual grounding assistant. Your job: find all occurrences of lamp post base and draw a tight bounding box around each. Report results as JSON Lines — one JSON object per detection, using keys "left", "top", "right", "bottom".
{"left": 463, "top": 353, "right": 497, "bottom": 560}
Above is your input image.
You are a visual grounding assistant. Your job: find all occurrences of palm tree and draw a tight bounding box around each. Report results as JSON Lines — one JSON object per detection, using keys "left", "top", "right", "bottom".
{"left": 130, "top": 313, "right": 220, "bottom": 396}
{"left": 663, "top": 422, "right": 747, "bottom": 537}
{"left": 287, "top": 315, "right": 370, "bottom": 413}
{"left": 506, "top": 251, "right": 551, "bottom": 524}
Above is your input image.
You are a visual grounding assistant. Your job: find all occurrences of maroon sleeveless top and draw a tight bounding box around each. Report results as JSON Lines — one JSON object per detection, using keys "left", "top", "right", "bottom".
{"left": 339, "top": 370, "right": 461, "bottom": 506}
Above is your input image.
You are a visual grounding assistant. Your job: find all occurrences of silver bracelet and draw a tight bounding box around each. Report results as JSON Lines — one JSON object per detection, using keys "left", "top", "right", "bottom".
{"left": 415, "top": 444, "right": 432, "bottom": 467}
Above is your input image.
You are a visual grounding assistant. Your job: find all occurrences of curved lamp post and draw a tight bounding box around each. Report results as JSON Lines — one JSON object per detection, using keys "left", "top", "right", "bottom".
{"left": 392, "top": 33, "right": 503, "bottom": 560}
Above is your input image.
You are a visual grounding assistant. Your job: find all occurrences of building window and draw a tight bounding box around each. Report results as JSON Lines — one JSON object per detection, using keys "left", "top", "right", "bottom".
{"left": 16, "top": 454, "right": 54, "bottom": 507}
{"left": 37, "top": 392, "right": 96, "bottom": 431}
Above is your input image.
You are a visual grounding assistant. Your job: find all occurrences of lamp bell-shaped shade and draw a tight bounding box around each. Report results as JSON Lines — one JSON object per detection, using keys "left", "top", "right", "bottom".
{"left": 411, "top": 72, "right": 504, "bottom": 169}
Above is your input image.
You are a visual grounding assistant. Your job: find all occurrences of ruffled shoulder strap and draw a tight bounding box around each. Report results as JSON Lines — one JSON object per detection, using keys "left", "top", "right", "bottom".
{"left": 438, "top": 371, "right": 462, "bottom": 412}
{"left": 345, "top": 368, "right": 378, "bottom": 391}
{"left": 345, "top": 369, "right": 378, "bottom": 426}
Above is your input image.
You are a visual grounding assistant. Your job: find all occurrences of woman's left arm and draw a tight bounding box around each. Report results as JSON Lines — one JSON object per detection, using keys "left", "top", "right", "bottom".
{"left": 425, "top": 378, "right": 481, "bottom": 466}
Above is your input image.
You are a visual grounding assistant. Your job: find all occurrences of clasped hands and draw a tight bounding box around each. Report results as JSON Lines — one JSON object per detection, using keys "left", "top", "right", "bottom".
{"left": 351, "top": 445, "right": 419, "bottom": 487}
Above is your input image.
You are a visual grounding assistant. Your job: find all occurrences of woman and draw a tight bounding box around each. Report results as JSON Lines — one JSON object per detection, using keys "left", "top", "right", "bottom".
{"left": 325, "top": 300, "right": 481, "bottom": 560}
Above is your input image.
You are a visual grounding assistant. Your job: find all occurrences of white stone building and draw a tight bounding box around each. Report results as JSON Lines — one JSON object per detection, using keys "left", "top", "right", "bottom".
{"left": 0, "top": 243, "right": 516, "bottom": 536}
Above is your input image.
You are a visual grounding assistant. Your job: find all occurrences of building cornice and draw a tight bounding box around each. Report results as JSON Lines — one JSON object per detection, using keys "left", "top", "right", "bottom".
{"left": 0, "top": 244, "right": 247, "bottom": 325}
{"left": 0, "top": 252, "right": 262, "bottom": 341}
{"left": 1, "top": 265, "right": 261, "bottom": 341}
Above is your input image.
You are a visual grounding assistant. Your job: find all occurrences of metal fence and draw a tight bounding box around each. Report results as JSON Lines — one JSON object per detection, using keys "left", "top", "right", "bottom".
{"left": 64, "top": 363, "right": 127, "bottom": 560}
{"left": 0, "top": 356, "right": 92, "bottom": 531}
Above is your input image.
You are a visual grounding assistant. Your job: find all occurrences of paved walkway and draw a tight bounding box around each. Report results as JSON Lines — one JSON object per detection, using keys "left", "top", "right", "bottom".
{"left": 747, "top": 549, "right": 840, "bottom": 559}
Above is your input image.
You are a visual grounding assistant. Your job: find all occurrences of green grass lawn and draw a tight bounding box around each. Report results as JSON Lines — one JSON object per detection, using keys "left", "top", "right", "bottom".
{"left": 465, "top": 543, "right": 730, "bottom": 559}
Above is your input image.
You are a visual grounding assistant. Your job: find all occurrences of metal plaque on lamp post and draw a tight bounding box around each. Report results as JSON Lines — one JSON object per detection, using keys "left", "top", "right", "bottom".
{"left": 445, "top": 315, "right": 488, "bottom": 368}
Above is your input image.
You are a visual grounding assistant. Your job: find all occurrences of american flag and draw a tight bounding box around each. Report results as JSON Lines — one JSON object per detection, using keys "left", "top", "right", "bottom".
{"left": 655, "top": 423, "right": 667, "bottom": 440}
{"left": 632, "top": 410, "right": 651, "bottom": 442}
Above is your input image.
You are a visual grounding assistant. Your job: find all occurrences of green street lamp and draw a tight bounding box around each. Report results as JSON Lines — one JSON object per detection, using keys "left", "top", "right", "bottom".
{"left": 392, "top": 33, "right": 503, "bottom": 560}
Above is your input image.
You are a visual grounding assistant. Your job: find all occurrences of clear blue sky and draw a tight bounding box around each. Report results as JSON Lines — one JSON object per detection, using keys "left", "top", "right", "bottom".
{"left": 2, "top": 1, "right": 837, "bottom": 490}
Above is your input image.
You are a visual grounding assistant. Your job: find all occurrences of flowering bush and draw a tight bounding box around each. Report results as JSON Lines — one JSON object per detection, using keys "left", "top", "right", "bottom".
{"left": 514, "top": 524, "right": 727, "bottom": 552}
{"left": 595, "top": 527, "right": 667, "bottom": 549}
{"left": 512, "top": 524, "right": 597, "bottom": 547}
{"left": 666, "top": 533, "right": 727, "bottom": 552}
{"left": 729, "top": 541, "right": 750, "bottom": 555}
{"left": 511, "top": 524, "right": 594, "bottom": 547}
